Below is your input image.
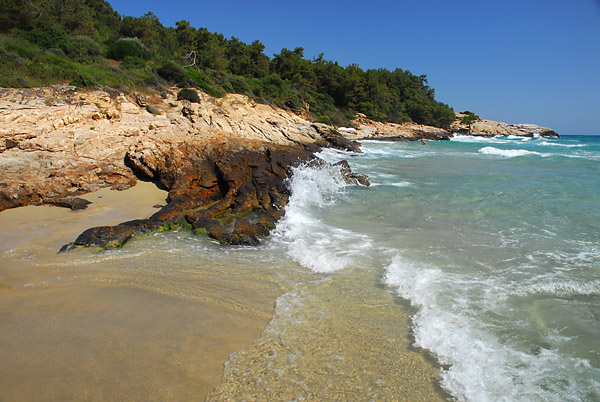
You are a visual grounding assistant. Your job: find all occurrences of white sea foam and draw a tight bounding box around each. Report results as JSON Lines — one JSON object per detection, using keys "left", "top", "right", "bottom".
{"left": 520, "top": 280, "right": 600, "bottom": 296}
{"left": 478, "top": 146, "right": 547, "bottom": 158}
{"left": 384, "top": 254, "right": 600, "bottom": 402}
{"left": 451, "top": 135, "right": 501, "bottom": 143}
{"left": 539, "top": 141, "right": 586, "bottom": 148}
{"left": 272, "top": 163, "right": 372, "bottom": 273}
{"left": 361, "top": 147, "right": 428, "bottom": 159}
{"left": 370, "top": 181, "right": 412, "bottom": 188}
{"left": 451, "top": 135, "right": 528, "bottom": 144}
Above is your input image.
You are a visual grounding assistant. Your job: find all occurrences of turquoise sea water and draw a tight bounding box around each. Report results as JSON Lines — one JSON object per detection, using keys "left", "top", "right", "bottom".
{"left": 222, "top": 134, "right": 599, "bottom": 401}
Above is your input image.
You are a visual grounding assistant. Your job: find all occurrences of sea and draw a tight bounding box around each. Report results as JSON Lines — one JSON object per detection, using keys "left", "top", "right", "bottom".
{"left": 1, "top": 134, "right": 599, "bottom": 401}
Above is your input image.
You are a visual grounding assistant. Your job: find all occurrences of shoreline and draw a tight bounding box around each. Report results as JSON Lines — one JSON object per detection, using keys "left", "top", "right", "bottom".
{"left": 0, "top": 175, "right": 448, "bottom": 401}
{"left": 1, "top": 85, "right": 561, "bottom": 400}
{"left": 0, "top": 181, "right": 283, "bottom": 400}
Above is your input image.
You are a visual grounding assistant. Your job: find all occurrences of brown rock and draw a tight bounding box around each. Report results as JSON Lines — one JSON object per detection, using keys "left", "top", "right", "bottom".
{"left": 49, "top": 197, "right": 92, "bottom": 210}
{"left": 0, "top": 85, "right": 371, "bottom": 248}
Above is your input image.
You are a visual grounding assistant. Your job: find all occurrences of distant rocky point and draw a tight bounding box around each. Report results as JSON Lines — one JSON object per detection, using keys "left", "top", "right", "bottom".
{"left": 336, "top": 113, "right": 558, "bottom": 142}
{"left": 450, "top": 113, "right": 559, "bottom": 138}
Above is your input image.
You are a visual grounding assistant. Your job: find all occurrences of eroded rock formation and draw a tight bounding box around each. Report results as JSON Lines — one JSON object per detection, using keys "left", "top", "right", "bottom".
{"left": 60, "top": 137, "right": 366, "bottom": 249}
{"left": 0, "top": 85, "right": 368, "bottom": 248}
{"left": 450, "top": 113, "right": 559, "bottom": 137}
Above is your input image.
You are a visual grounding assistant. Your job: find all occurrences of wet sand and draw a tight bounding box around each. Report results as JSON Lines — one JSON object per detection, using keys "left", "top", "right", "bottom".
{"left": 0, "top": 182, "right": 279, "bottom": 401}
{"left": 0, "top": 181, "right": 448, "bottom": 401}
{"left": 0, "top": 181, "right": 169, "bottom": 253}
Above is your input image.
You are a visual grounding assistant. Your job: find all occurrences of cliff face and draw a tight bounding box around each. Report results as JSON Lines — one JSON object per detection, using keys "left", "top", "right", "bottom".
{"left": 0, "top": 86, "right": 357, "bottom": 211}
{"left": 0, "top": 85, "right": 363, "bottom": 247}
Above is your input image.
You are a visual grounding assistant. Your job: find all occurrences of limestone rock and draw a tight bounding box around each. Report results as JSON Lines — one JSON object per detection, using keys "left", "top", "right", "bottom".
{"left": 1, "top": 85, "right": 372, "bottom": 248}
{"left": 450, "top": 114, "right": 559, "bottom": 138}
{"left": 0, "top": 85, "right": 361, "bottom": 213}
{"left": 342, "top": 117, "right": 451, "bottom": 141}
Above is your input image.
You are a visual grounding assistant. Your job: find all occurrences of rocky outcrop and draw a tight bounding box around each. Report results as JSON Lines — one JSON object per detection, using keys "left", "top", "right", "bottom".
{"left": 0, "top": 85, "right": 361, "bottom": 214}
{"left": 338, "top": 114, "right": 559, "bottom": 141}
{"left": 0, "top": 85, "right": 368, "bottom": 248}
{"left": 450, "top": 113, "right": 559, "bottom": 138}
{"left": 60, "top": 138, "right": 366, "bottom": 249}
{"left": 341, "top": 117, "right": 451, "bottom": 141}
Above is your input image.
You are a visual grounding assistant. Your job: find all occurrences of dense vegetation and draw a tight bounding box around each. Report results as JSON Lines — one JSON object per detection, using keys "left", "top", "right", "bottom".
{"left": 0, "top": 0, "right": 455, "bottom": 128}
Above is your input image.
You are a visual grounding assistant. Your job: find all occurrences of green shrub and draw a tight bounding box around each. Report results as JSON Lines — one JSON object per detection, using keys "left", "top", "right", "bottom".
{"left": 228, "top": 76, "right": 251, "bottom": 95}
{"left": 221, "top": 81, "right": 234, "bottom": 93}
{"left": 177, "top": 88, "right": 200, "bottom": 103}
{"left": 66, "top": 35, "right": 102, "bottom": 63}
{"left": 316, "top": 115, "right": 332, "bottom": 125}
{"left": 108, "top": 37, "right": 150, "bottom": 60}
{"left": 197, "top": 81, "right": 223, "bottom": 98}
{"left": 70, "top": 72, "right": 97, "bottom": 88}
{"left": 157, "top": 60, "right": 186, "bottom": 83}
{"left": 120, "top": 56, "right": 146, "bottom": 70}
{"left": 357, "top": 101, "right": 376, "bottom": 119}
{"left": 18, "top": 27, "right": 69, "bottom": 51}
{"left": 461, "top": 111, "right": 479, "bottom": 123}
{"left": 1, "top": 34, "right": 40, "bottom": 59}
{"left": 46, "top": 48, "right": 66, "bottom": 58}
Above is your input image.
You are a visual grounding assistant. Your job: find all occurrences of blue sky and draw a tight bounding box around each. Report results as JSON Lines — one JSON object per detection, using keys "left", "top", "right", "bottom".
{"left": 108, "top": 0, "right": 600, "bottom": 134}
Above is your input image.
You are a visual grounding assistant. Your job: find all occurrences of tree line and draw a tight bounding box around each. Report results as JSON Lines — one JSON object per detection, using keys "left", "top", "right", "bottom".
{"left": 0, "top": 0, "right": 455, "bottom": 128}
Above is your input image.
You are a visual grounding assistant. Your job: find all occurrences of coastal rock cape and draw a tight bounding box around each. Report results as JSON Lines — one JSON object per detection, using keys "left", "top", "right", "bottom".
{"left": 0, "top": 86, "right": 365, "bottom": 248}
{"left": 450, "top": 113, "right": 559, "bottom": 137}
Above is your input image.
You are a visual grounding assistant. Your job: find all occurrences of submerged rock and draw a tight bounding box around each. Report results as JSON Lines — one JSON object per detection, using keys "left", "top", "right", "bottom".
{"left": 334, "top": 160, "right": 371, "bottom": 186}
{"left": 49, "top": 197, "right": 92, "bottom": 210}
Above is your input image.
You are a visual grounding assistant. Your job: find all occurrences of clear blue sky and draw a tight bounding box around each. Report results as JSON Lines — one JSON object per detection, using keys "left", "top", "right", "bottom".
{"left": 109, "top": 0, "right": 600, "bottom": 134}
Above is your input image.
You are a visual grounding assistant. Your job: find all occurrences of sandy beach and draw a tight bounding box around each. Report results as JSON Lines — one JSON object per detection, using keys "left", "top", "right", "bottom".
{"left": 0, "top": 180, "right": 448, "bottom": 401}
{"left": 0, "top": 182, "right": 280, "bottom": 400}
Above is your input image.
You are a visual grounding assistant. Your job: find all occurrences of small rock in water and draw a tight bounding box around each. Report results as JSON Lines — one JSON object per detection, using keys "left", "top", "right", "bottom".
{"left": 52, "top": 197, "right": 92, "bottom": 210}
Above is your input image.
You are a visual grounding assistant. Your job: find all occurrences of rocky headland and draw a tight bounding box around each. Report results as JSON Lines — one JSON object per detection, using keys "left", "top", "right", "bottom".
{"left": 0, "top": 85, "right": 366, "bottom": 248}
{"left": 450, "top": 112, "right": 559, "bottom": 138}
{"left": 333, "top": 113, "right": 558, "bottom": 141}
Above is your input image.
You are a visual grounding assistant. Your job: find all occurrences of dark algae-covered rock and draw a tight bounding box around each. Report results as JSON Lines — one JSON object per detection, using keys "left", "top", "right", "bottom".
{"left": 60, "top": 135, "right": 368, "bottom": 251}
{"left": 49, "top": 197, "right": 92, "bottom": 210}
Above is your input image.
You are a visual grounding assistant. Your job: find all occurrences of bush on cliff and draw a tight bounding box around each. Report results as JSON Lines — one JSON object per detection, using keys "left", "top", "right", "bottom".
{"left": 461, "top": 111, "right": 479, "bottom": 124}
{"left": 157, "top": 60, "right": 186, "bottom": 83}
{"left": 17, "top": 28, "right": 70, "bottom": 51}
{"left": 108, "top": 37, "right": 150, "bottom": 61}
{"left": 66, "top": 36, "right": 102, "bottom": 63}
{"left": 177, "top": 88, "right": 200, "bottom": 103}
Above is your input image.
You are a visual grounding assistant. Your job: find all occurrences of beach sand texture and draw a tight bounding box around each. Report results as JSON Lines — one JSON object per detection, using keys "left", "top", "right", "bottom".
{"left": 0, "top": 182, "right": 446, "bottom": 401}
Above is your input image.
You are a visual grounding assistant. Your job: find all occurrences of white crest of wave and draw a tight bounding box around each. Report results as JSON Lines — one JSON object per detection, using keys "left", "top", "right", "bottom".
{"left": 521, "top": 280, "right": 600, "bottom": 296}
{"left": 539, "top": 141, "right": 586, "bottom": 148}
{"left": 451, "top": 135, "right": 536, "bottom": 144}
{"left": 451, "top": 135, "right": 499, "bottom": 143}
{"left": 384, "top": 254, "right": 596, "bottom": 402}
{"left": 370, "top": 181, "right": 412, "bottom": 187}
{"left": 272, "top": 162, "right": 372, "bottom": 273}
{"left": 479, "top": 146, "right": 544, "bottom": 158}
